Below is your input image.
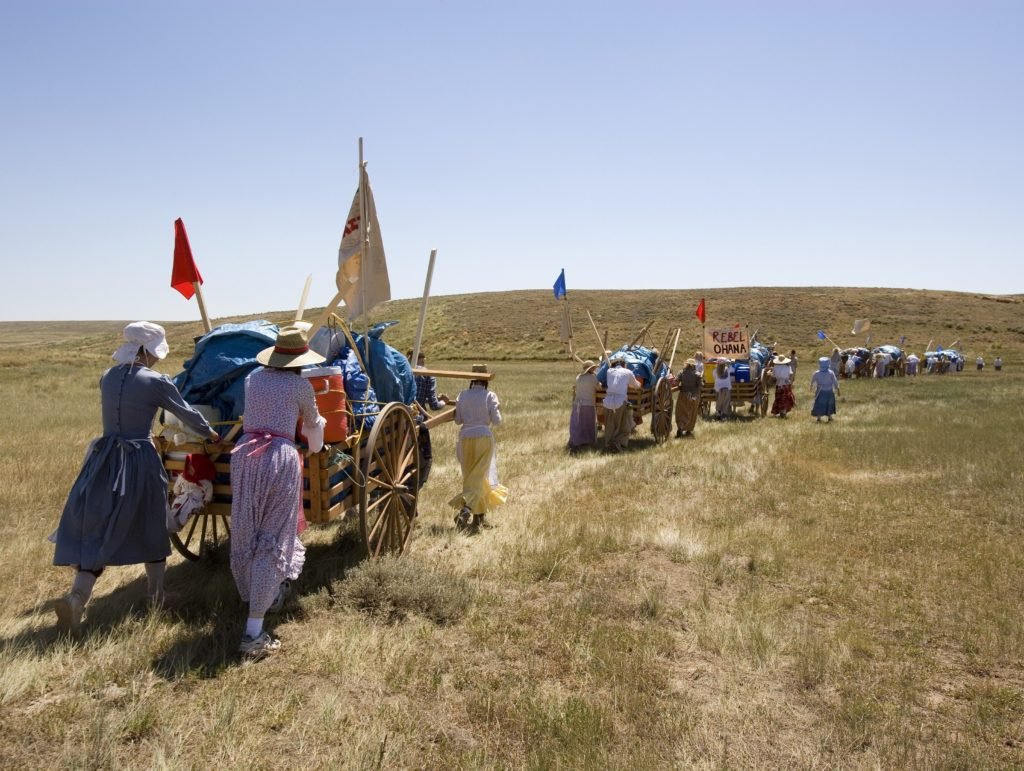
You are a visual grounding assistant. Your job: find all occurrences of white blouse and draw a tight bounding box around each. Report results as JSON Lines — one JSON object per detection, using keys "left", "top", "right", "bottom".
{"left": 454, "top": 385, "right": 502, "bottom": 439}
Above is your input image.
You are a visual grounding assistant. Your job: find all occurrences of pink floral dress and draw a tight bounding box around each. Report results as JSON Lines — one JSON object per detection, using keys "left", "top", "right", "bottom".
{"left": 230, "top": 368, "right": 322, "bottom": 616}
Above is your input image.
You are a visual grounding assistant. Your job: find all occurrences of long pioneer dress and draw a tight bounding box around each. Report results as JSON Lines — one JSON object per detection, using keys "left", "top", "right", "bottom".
{"left": 230, "top": 368, "right": 323, "bottom": 616}
{"left": 53, "top": 364, "right": 214, "bottom": 571}
{"left": 449, "top": 384, "right": 508, "bottom": 516}
{"left": 771, "top": 362, "right": 796, "bottom": 416}
{"left": 568, "top": 370, "right": 598, "bottom": 449}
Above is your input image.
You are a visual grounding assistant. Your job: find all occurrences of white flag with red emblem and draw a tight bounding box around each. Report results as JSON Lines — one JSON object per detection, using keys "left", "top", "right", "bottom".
{"left": 337, "top": 168, "right": 390, "bottom": 320}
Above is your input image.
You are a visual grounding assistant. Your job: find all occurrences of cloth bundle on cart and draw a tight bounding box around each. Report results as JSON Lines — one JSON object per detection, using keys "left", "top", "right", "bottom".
{"left": 872, "top": 345, "right": 904, "bottom": 361}
{"left": 174, "top": 321, "right": 280, "bottom": 420}
{"left": 595, "top": 345, "right": 668, "bottom": 388}
{"left": 313, "top": 321, "right": 416, "bottom": 431}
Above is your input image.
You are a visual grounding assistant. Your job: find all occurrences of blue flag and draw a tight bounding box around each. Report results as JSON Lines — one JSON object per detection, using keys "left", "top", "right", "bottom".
{"left": 817, "top": 330, "right": 827, "bottom": 340}
{"left": 553, "top": 269, "right": 567, "bottom": 300}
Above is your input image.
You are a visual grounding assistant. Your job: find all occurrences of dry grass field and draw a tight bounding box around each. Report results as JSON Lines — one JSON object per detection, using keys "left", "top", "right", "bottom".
{"left": 1, "top": 287, "right": 1023, "bottom": 769}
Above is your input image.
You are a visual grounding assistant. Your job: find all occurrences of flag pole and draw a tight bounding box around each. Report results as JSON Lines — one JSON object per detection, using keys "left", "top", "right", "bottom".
{"left": 411, "top": 248, "right": 437, "bottom": 367}
{"left": 358, "top": 138, "right": 372, "bottom": 386}
{"left": 193, "top": 282, "right": 212, "bottom": 333}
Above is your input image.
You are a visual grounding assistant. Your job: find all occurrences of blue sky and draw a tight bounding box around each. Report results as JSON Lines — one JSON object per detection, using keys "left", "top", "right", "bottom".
{"left": 1, "top": 0, "right": 1021, "bottom": 321}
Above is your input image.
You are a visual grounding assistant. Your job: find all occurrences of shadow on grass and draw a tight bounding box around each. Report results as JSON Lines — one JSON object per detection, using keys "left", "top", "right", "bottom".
{"left": 1, "top": 521, "right": 370, "bottom": 680}
{"left": 150, "top": 522, "right": 368, "bottom": 679}
{"left": 567, "top": 434, "right": 664, "bottom": 455}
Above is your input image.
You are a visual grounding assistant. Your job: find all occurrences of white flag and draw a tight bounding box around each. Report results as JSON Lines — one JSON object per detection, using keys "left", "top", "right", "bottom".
{"left": 851, "top": 319, "right": 871, "bottom": 335}
{"left": 337, "top": 169, "right": 390, "bottom": 320}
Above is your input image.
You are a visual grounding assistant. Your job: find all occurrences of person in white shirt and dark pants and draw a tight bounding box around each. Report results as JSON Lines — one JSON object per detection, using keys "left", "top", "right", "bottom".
{"left": 603, "top": 356, "right": 641, "bottom": 452}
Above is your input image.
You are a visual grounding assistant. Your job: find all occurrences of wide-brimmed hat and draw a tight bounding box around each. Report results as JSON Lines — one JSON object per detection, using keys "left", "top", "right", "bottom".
{"left": 471, "top": 363, "right": 489, "bottom": 374}
{"left": 257, "top": 325, "right": 325, "bottom": 368}
{"left": 581, "top": 360, "right": 597, "bottom": 373}
{"left": 112, "top": 321, "right": 169, "bottom": 364}
{"left": 683, "top": 358, "right": 697, "bottom": 368}
{"left": 772, "top": 355, "right": 791, "bottom": 365}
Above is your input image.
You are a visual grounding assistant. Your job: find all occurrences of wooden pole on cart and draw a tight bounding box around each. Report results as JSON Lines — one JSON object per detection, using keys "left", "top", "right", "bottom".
{"left": 308, "top": 289, "right": 345, "bottom": 338}
{"left": 586, "top": 310, "right": 609, "bottom": 363}
{"left": 295, "top": 274, "right": 313, "bottom": 323}
{"left": 667, "top": 328, "right": 681, "bottom": 373}
{"left": 652, "top": 328, "right": 673, "bottom": 374}
{"left": 411, "top": 248, "right": 438, "bottom": 367}
{"left": 329, "top": 312, "right": 369, "bottom": 376}
{"left": 628, "top": 321, "right": 654, "bottom": 349}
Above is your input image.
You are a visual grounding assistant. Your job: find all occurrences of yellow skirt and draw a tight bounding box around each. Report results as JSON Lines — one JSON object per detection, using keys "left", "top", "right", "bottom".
{"left": 448, "top": 435, "right": 508, "bottom": 515}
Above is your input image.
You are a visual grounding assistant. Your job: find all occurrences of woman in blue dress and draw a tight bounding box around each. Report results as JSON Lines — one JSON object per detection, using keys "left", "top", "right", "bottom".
{"left": 810, "top": 356, "right": 841, "bottom": 423}
{"left": 52, "top": 322, "right": 219, "bottom": 632}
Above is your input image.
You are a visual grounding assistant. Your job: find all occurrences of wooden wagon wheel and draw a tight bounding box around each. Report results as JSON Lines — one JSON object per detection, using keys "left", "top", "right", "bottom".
{"left": 650, "top": 376, "right": 674, "bottom": 442}
{"left": 171, "top": 506, "right": 230, "bottom": 562}
{"left": 359, "top": 403, "right": 420, "bottom": 558}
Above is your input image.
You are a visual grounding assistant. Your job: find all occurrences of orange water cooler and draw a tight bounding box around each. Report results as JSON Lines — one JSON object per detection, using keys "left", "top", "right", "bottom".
{"left": 301, "top": 366, "right": 347, "bottom": 443}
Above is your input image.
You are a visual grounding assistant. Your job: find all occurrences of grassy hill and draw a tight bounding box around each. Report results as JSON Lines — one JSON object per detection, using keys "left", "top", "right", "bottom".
{"left": 4, "top": 286, "right": 1022, "bottom": 366}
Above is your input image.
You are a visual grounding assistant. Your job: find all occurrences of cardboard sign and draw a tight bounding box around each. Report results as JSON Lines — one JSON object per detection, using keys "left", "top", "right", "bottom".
{"left": 704, "top": 326, "right": 749, "bottom": 358}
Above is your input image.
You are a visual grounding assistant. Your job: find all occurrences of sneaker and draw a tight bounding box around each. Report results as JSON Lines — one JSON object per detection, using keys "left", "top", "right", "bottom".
{"left": 238, "top": 631, "right": 281, "bottom": 661}
{"left": 267, "top": 580, "right": 291, "bottom": 614}
{"left": 54, "top": 592, "right": 84, "bottom": 634}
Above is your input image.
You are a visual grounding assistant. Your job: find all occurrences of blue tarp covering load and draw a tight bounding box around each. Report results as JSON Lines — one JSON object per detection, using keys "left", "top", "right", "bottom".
{"left": 174, "top": 319, "right": 415, "bottom": 430}
{"left": 352, "top": 322, "right": 416, "bottom": 406}
{"left": 314, "top": 321, "right": 415, "bottom": 431}
{"left": 872, "top": 345, "right": 904, "bottom": 360}
{"left": 174, "top": 321, "right": 279, "bottom": 420}
{"left": 595, "top": 345, "right": 667, "bottom": 388}
{"left": 749, "top": 341, "right": 772, "bottom": 369}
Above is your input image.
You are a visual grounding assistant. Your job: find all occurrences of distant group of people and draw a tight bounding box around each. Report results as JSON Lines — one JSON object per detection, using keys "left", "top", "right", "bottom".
{"left": 568, "top": 344, "right": 846, "bottom": 452}
{"left": 976, "top": 355, "right": 1004, "bottom": 371}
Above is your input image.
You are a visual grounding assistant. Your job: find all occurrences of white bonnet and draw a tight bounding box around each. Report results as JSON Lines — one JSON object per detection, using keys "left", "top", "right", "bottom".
{"left": 112, "top": 321, "right": 170, "bottom": 364}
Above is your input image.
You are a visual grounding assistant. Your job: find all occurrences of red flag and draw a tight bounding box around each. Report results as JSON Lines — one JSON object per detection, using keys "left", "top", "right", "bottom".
{"left": 695, "top": 298, "right": 706, "bottom": 324}
{"left": 171, "top": 218, "right": 203, "bottom": 299}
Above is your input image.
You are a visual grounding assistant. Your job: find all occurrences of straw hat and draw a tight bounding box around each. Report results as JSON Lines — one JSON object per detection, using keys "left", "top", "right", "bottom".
{"left": 581, "top": 360, "right": 597, "bottom": 373}
{"left": 683, "top": 358, "right": 697, "bottom": 368}
{"left": 772, "top": 355, "right": 791, "bottom": 365}
{"left": 471, "top": 364, "right": 488, "bottom": 374}
{"left": 257, "top": 325, "right": 325, "bottom": 368}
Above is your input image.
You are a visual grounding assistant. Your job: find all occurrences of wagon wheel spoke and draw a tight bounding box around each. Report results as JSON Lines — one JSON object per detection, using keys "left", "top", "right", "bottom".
{"left": 360, "top": 404, "right": 419, "bottom": 558}
{"left": 651, "top": 377, "right": 673, "bottom": 443}
{"left": 170, "top": 507, "right": 230, "bottom": 562}
{"left": 366, "top": 494, "right": 392, "bottom": 545}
